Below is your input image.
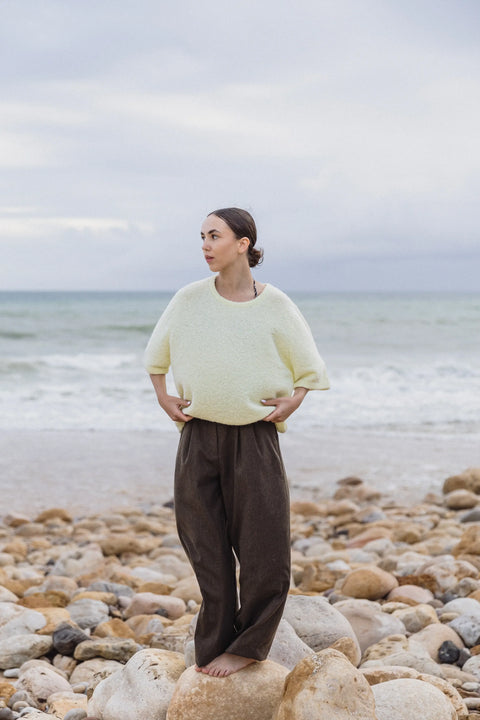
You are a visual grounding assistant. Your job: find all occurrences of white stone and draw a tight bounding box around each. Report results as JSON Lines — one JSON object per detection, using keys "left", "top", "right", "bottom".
{"left": 449, "top": 615, "right": 480, "bottom": 647}
{"left": 441, "top": 598, "right": 480, "bottom": 618}
{"left": 0, "top": 634, "right": 53, "bottom": 669}
{"left": 88, "top": 648, "right": 185, "bottom": 720}
{"left": 17, "top": 665, "right": 72, "bottom": 709}
{"left": 334, "top": 599, "right": 406, "bottom": 653}
{"left": 66, "top": 598, "right": 110, "bottom": 629}
{"left": 282, "top": 595, "right": 361, "bottom": 662}
{"left": 267, "top": 619, "right": 314, "bottom": 670}
{"left": 52, "top": 544, "right": 105, "bottom": 577}
{"left": 0, "top": 603, "right": 46, "bottom": 638}
{"left": 372, "top": 678, "right": 456, "bottom": 720}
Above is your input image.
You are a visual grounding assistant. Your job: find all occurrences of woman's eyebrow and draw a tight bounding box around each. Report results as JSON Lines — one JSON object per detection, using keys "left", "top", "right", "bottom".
{"left": 200, "top": 229, "right": 221, "bottom": 236}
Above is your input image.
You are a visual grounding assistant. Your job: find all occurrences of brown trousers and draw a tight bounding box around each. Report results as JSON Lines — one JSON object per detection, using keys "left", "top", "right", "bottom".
{"left": 174, "top": 418, "right": 291, "bottom": 667}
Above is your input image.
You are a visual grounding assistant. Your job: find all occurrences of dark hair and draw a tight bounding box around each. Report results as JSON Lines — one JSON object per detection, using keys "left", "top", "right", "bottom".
{"left": 208, "top": 207, "right": 264, "bottom": 267}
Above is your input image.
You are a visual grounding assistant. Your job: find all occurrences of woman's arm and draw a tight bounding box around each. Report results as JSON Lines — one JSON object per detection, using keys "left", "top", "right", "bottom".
{"left": 149, "top": 374, "right": 192, "bottom": 422}
{"left": 261, "top": 387, "right": 309, "bottom": 423}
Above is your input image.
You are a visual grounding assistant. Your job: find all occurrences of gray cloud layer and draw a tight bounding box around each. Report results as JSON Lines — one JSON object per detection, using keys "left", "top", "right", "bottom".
{"left": 1, "top": 0, "right": 479, "bottom": 290}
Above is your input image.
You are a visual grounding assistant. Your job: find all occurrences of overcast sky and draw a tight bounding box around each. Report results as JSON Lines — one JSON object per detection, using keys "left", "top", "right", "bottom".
{"left": 1, "top": 0, "right": 479, "bottom": 291}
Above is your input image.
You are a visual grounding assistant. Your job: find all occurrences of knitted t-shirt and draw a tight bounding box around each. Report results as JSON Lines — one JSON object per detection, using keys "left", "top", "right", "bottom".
{"left": 144, "top": 276, "right": 330, "bottom": 431}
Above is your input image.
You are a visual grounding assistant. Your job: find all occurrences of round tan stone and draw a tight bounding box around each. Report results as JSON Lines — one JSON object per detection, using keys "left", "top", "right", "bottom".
{"left": 94, "top": 618, "right": 136, "bottom": 639}
{"left": 443, "top": 469, "right": 480, "bottom": 495}
{"left": 170, "top": 577, "right": 202, "bottom": 604}
{"left": 72, "top": 591, "right": 118, "bottom": 605}
{"left": 453, "top": 526, "right": 480, "bottom": 556}
{"left": 167, "top": 660, "right": 288, "bottom": 720}
{"left": 275, "top": 648, "right": 377, "bottom": 720}
{"left": 445, "top": 489, "right": 479, "bottom": 510}
{"left": 392, "top": 604, "right": 439, "bottom": 633}
{"left": 124, "top": 592, "right": 186, "bottom": 620}
{"left": 0, "top": 681, "right": 16, "bottom": 703}
{"left": 46, "top": 690, "right": 88, "bottom": 718}
{"left": 36, "top": 607, "right": 72, "bottom": 634}
{"left": 35, "top": 508, "right": 73, "bottom": 523}
{"left": 290, "top": 501, "right": 325, "bottom": 516}
{"left": 409, "top": 623, "right": 464, "bottom": 660}
{"left": 341, "top": 567, "right": 398, "bottom": 600}
{"left": 387, "top": 585, "right": 434, "bottom": 605}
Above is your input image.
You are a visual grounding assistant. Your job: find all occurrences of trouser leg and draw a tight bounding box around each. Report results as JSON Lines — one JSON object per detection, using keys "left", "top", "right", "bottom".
{"left": 174, "top": 420, "right": 238, "bottom": 667}
{"left": 219, "top": 422, "right": 291, "bottom": 661}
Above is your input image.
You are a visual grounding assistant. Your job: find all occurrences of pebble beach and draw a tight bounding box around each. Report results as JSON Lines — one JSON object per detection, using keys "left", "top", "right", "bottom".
{"left": 2, "top": 465, "right": 480, "bottom": 719}
{"left": 2, "top": 290, "right": 479, "bottom": 718}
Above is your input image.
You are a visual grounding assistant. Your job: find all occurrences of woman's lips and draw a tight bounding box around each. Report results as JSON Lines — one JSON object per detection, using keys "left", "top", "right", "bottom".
{"left": 205, "top": 256, "right": 214, "bottom": 263}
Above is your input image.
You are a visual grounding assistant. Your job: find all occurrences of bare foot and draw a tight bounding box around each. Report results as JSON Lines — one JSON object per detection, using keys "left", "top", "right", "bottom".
{"left": 199, "top": 653, "right": 257, "bottom": 677}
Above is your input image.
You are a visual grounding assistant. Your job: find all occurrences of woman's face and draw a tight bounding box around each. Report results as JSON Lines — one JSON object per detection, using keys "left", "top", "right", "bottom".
{"left": 201, "top": 215, "right": 248, "bottom": 273}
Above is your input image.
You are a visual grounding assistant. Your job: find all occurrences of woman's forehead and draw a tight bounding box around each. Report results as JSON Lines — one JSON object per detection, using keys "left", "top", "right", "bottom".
{"left": 201, "top": 214, "right": 229, "bottom": 234}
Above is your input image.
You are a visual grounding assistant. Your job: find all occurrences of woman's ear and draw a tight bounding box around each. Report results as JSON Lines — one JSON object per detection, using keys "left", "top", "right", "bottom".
{"left": 238, "top": 236, "right": 250, "bottom": 255}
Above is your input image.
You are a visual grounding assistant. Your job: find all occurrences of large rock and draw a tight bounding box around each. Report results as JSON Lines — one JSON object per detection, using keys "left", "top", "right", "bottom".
{"left": 341, "top": 567, "right": 398, "bottom": 600}
{"left": 88, "top": 649, "right": 185, "bottom": 720}
{"left": 267, "top": 619, "right": 314, "bottom": 670}
{"left": 372, "top": 678, "right": 457, "bottom": 720}
{"left": 334, "top": 599, "right": 406, "bottom": 653}
{"left": 282, "top": 595, "right": 361, "bottom": 662}
{"left": 167, "top": 661, "right": 288, "bottom": 720}
{"left": 0, "top": 634, "right": 53, "bottom": 669}
{"left": 16, "top": 665, "right": 71, "bottom": 709}
{"left": 275, "top": 648, "right": 377, "bottom": 720}
{"left": 362, "top": 667, "right": 468, "bottom": 720}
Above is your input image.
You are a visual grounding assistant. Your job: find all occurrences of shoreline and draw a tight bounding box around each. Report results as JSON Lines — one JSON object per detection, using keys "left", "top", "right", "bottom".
{"left": 2, "top": 427, "right": 479, "bottom": 516}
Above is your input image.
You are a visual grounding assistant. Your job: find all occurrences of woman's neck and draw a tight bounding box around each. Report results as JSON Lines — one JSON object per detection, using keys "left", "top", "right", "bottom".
{"left": 215, "top": 266, "right": 256, "bottom": 302}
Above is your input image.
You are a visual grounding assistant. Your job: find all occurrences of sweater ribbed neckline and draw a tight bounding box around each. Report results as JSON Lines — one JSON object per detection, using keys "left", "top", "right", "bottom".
{"left": 209, "top": 275, "right": 270, "bottom": 307}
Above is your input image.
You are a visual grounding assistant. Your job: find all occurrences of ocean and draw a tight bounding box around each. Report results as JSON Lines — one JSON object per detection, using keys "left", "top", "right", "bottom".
{"left": 1, "top": 289, "right": 480, "bottom": 438}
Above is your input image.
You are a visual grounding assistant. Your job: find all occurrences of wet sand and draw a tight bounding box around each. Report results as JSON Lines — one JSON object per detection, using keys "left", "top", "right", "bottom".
{"left": 1, "top": 428, "right": 479, "bottom": 517}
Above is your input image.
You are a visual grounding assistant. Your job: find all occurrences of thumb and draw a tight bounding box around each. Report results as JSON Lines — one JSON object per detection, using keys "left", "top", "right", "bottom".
{"left": 261, "top": 398, "right": 278, "bottom": 406}
{"left": 178, "top": 399, "right": 191, "bottom": 407}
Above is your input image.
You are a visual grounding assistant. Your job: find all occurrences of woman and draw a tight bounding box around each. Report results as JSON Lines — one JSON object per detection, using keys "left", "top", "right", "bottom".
{"left": 144, "top": 207, "right": 329, "bottom": 677}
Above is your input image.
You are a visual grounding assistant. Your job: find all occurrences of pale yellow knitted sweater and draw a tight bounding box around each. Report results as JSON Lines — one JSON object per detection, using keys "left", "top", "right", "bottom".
{"left": 144, "top": 276, "right": 330, "bottom": 432}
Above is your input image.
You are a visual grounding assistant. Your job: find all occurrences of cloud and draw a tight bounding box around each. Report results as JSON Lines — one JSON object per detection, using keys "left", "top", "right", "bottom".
{"left": 1, "top": 0, "right": 480, "bottom": 289}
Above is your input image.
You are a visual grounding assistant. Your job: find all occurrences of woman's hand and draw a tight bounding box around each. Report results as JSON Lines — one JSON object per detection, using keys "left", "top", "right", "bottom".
{"left": 261, "top": 387, "right": 309, "bottom": 423}
{"left": 159, "top": 394, "right": 193, "bottom": 422}
{"left": 149, "top": 374, "right": 193, "bottom": 422}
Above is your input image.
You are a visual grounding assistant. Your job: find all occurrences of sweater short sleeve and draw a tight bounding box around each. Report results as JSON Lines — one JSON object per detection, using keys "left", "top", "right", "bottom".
{"left": 274, "top": 294, "right": 330, "bottom": 391}
{"left": 143, "top": 295, "right": 176, "bottom": 374}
